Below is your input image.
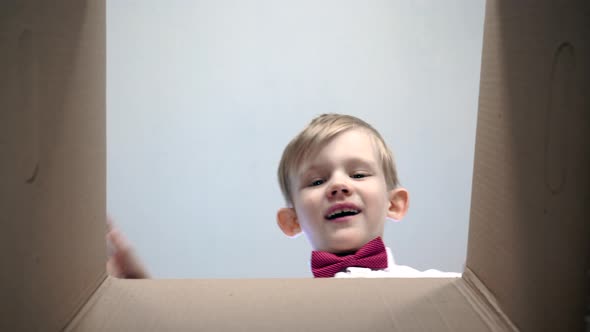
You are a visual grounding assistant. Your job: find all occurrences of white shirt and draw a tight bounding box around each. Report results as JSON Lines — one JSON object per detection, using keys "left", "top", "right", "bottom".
{"left": 333, "top": 247, "right": 462, "bottom": 278}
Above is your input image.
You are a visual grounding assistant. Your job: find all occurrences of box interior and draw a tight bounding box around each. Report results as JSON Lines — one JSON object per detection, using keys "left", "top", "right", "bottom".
{"left": 1, "top": 0, "right": 588, "bottom": 331}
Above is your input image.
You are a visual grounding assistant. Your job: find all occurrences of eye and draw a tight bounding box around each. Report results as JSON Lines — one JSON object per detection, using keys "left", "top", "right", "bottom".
{"left": 351, "top": 172, "right": 369, "bottom": 179}
{"left": 310, "top": 179, "right": 325, "bottom": 187}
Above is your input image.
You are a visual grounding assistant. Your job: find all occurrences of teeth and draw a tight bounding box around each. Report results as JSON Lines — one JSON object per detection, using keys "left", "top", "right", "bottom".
{"left": 327, "top": 209, "right": 359, "bottom": 219}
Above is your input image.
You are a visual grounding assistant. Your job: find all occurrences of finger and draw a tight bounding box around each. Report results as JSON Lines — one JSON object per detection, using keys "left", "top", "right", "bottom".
{"left": 105, "top": 216, "right": 115, "bottom": 257}
{"left": 106, "top": 257, "right": 122, "bottom": 278}
{"left": 108, "top": 227, "right": 131, "bottom": 252}
{"left": 116, "top": 249, "right": 149, "bottom": 279}
{"left": 106, "top": 214, "right": 115, "bottom": 231}
{"left": 106, "top": 232, "right": 115, "bottom": 258}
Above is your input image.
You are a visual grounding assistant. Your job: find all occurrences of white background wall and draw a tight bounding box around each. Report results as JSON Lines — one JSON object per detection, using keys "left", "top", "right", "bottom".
{"left": 107, "top": 0, "right": 485, "bottom": 278}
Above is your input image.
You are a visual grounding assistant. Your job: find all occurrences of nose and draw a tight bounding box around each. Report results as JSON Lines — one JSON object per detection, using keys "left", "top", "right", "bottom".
{"left": 327, "top": 176, "right": 352, "bottom": 199}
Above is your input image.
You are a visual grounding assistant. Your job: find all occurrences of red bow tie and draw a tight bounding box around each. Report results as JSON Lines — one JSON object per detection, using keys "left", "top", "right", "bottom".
{"left": 311, "top": 237, "right": 388, "bottom": 278}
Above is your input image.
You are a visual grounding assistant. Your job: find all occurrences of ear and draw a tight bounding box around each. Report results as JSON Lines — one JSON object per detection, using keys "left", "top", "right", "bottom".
{"left": 386, "top": 188, "right": 409, "bottom": 221}
{"left": 277, "top": 208, "right": 302, "bottom": 237}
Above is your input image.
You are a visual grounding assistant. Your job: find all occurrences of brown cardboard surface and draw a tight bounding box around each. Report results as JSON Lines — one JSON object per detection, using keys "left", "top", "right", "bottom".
{"left": 3, "top": 0, "right": 589, "bottom": 331}
{"left": 67, "top": 277, "right": 497, "bottom": 332}
{"left": 0, "top": 0, "right": 106, "bottom": 331}
{"left": 466, "top": 0, "right": 590, "bottom": 331}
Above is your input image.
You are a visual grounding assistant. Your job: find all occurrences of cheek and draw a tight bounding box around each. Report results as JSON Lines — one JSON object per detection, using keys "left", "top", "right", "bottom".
{"left": 302, "top": 188, "right": 322, "bottom": 204}
{"left": 300, "top": 197, "right": 320, "bottom": 219}
{"left": 295, "top": 190, "right": 322, "bottom": 217}
{"left": 363, "top": 184, "right": 390, "bottom": 214}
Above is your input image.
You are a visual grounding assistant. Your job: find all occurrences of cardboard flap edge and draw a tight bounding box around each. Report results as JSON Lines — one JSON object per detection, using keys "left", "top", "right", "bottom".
{"left": 64, "top": 274, "right": 110, "bottom": 332}
{"left": 458, "top": 268, "right": 519, "bottom": 332}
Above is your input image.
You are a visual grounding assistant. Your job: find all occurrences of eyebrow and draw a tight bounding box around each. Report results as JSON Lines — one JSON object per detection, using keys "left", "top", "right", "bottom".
{"left": 346, "top": 157, "right": 378, "bottom": 169}
{"left": 298, "top": 157, "right": 378, "bottom": 178}
{"left": 297, "top": 165, "right": 322, "bottom": 181}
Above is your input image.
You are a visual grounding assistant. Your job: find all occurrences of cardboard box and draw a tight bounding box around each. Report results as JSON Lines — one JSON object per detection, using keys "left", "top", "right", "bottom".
{"left": 1, "top": 0, "right": 588, "bottom": 331}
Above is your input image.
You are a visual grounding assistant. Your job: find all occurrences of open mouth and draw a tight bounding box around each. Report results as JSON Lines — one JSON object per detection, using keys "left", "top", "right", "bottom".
{"left": 325, "top": 209, "right": 360, "bottom": 220}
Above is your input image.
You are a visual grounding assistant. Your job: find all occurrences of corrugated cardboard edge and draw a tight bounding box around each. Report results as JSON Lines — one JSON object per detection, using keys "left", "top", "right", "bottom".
{"left": 456, "top": 268, "right": 519, "bottom": 332}
{"left": 64, "top": 277, "right": 495, "bottom": 332}
{"left": 63, "top": 274, "right": 109, "bottom": 332}
{"left": 66, "top": 275, "right": 515, "bottom": 332}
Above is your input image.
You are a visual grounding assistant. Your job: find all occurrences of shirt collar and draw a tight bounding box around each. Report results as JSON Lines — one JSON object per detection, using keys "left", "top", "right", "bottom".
{"left": 384, "top": 246, "right": 396, "bottom": 271}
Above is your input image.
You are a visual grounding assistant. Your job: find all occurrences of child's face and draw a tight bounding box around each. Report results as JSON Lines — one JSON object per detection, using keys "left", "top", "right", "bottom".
{"left": 285, "top": 129, "right": 399, "bottom": 253}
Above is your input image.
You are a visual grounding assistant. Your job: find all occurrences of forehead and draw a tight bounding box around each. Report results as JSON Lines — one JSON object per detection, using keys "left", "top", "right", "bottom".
{"left": 294, "top": 129, "right": 380, "bottom": 175}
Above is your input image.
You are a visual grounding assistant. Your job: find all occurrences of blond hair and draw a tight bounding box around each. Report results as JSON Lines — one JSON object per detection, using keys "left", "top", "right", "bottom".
{"left": 278, "top": 113, "right": 399, "bottom": 205}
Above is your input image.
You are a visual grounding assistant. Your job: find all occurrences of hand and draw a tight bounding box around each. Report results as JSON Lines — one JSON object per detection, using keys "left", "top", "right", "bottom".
{"left": 106, "top": 217, "right": 150, "bottom": 279}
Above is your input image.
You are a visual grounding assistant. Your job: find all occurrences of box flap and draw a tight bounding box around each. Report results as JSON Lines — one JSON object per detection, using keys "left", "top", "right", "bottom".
{"left": 68, "top": 277, "right": 505, "bottom": 332}
{"left": 0, "top": 1, "right": 106, "bottom": 330}
{"left": 466, "top": 0, "right": 590, "bottom": 331}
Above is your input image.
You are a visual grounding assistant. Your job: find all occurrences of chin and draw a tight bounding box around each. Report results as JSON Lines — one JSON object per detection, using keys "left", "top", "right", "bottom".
{"left": 326, "top": 233, "right": 367, "bottom": 254}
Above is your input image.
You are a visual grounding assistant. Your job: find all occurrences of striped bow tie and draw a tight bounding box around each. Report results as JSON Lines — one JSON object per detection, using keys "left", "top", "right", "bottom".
{"left": 311, "top": 237, "right": 388, "bottom": 278}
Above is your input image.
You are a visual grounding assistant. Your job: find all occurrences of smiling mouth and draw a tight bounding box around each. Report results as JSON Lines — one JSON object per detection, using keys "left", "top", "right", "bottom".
{"left": 325, "top": 209, "right": 360, "bottom": 220}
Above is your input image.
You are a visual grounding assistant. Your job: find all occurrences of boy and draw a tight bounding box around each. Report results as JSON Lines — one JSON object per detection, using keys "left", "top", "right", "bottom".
{"left": 107, "top": 113, "right": 459, "bottom": 278}
{"left": 275, "top": 113, "right": 460, "bottom": 278}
